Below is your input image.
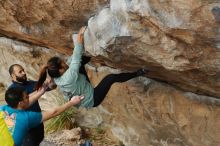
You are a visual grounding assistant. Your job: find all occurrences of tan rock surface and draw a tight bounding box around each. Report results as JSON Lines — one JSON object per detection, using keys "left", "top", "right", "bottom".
{"left": 0, "top": 0, "right": 220, "bottom": 145}
{"left": 80, "top": 67, "right": 220, "bottom": 146}
{"left": 0, "top": 0, "right": 219, "bottom": 97}
{"left": 0, "top": 0, "right": 108, "bottom": 54}
{"left": 84, "top": 0, "right": 220, "bottom": 97}
{"left": 0, "top": 38, "right": 220, "bottom": 146}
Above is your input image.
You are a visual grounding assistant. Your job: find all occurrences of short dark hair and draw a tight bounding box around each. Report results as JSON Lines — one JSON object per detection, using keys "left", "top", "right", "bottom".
{"left": 9, "top": 64, "right": 22, "bottom": 76}
{"left": 5, "top": 87, "right": 26, "bottom": 108}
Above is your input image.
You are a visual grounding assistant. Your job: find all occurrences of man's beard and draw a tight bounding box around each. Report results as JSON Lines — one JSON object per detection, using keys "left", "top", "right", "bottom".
{"left": 16, "top": 75, "right": 27, "bottom": 83}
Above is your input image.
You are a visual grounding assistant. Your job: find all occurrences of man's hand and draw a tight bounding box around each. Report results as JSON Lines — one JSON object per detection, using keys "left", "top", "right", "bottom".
{"left": 47, "top": 78, "right": 57, "bottom": 90}
{"left": 69, "top": 95, "right": 84, "bottom": 105}
{"left": 37, "top": 82, "right": 48, "bottom": 94}
{"left": 42, "top": 95, "right": 84, "bottom": 122}
{"left": 28, "top": 82, "right": 48, "bottom": 107}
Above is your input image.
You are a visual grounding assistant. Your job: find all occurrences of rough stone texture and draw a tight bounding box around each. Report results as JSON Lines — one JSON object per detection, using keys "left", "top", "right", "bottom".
{"left": 40, "top": 140, "right": 57, "bottom": 146}
{"left": 0, "top": 0, "right": 108, "bottom": 54}
{"left": 76, "top": 66, "right": 220, "bottom": 146}
{"left": 0, "top": 38, "right": 220, "bottom": 146}
{"left": 45, "top": 128, "right": 82, "bottom": 146}
{"left": 84, "top": 0, "right": 220, "bottom": 98}
{"left": 0, "top": 0, "right": 219, "bottom": 98}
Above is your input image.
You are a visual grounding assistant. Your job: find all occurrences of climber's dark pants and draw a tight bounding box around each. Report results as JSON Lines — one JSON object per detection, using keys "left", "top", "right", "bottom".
{"left": 79, "top": 56, "right": 138, "bottom": 107}
{"left": 93, "top": 72, "right": 138, "bottom": 107}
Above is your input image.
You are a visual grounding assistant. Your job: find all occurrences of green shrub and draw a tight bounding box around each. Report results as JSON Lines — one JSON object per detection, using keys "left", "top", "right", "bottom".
{"left": 45, "top": 96, "right": 77, "bottom": 133}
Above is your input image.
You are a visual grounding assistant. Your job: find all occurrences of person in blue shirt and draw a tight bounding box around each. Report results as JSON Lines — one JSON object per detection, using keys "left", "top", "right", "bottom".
{"left": 0, "top": 86, "right": 84, "bottom": 146}
{"left": 36, "top": 26, "right": 148, "bottom": 109}
{"left": 8, "top": 64, "right": 56, "bottom": 146}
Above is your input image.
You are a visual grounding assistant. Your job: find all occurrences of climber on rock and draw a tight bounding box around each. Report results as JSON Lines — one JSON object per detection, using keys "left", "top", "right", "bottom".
{"left": 36, "top": 26, "right": 148, "bottom": 108}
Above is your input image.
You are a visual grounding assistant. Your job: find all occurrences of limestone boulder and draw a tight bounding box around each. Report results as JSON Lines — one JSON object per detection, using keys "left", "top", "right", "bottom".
{"left": 85, "top": 0, "right": 220, "bottom": 97}
{"left": 0, "top": 0, "right": 219, "bottom": 97}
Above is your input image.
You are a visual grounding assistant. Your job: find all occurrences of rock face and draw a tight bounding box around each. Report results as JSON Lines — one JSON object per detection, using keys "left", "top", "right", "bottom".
{"left": 0, "top": 0, "right": 219, "bottom": 97}
{"left": 0, "top": 37, "right": 220, "bottom": 146}
{"left": 1, "top": 0, "right": 220, "bottom": 145}
{"left": 84, "top": 0, "right": 220, "bottom": 97}
{"left": 0, "top": 0, "right": 108, "bottom": 54}
{"left": 82, "top": 69, "right": 220, "bottom": 146}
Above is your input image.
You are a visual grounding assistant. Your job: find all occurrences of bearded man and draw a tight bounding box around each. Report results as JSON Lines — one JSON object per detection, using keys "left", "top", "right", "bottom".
{"left": 8, "top": 64, "right": 56, "bottom": 146}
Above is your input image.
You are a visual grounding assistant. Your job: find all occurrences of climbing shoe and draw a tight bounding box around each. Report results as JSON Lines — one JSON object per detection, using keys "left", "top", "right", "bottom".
{"left": 136, "top": 68, "right": 149, "bottom": 76}
{"left": 81, "top": 56, "right": 91, "bottom": 65}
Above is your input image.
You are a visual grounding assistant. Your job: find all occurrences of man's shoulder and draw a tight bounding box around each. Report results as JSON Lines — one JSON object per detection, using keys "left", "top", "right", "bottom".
{"left": 8, "top": 80, "right": 37, "bottom": 88}
{"left": 8, "top": 82, "right": 22, "bottom": 90}
{"left": 8, "top": 82, "right": 17, "bottom": 89}
{"left": 0, "top": 105, "right": 7, "bottom": 111}
{"left": 8, "top": 80, "right": 37, "bottom": 94}
{"left": 27, "top": 80, "right": 37, "bottom": 85}
{"left": 0, "top": 105, "right": 19, "bottom": 114}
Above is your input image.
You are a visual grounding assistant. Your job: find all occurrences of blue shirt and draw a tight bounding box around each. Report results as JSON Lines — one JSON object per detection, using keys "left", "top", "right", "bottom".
{"left": 0, "top": 105, "right": 42, "bottom": 146}
{"left": 8, "top": 80, "right": 44, "bottom": 144}
{"left": 8, "top": 80, "right": 41, "bottom": 112}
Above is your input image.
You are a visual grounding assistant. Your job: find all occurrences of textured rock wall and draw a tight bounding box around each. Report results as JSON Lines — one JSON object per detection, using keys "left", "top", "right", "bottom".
{"left": 0, "top": 0, "right": 219, "bottom": 97}
{"left": 77, "top": 66, "right": 220, "bottom": 146}
{"left": 84, "top": 0, "right": 220, "bottom": 97}
{"left": 0, "top": 37, "right": 220, "bottom": 146}
{"left": 0, "top": 0, "right": 108, "bottom": 53}
{"left": 0, "top": 0, "right": 220, "bottom": 145}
